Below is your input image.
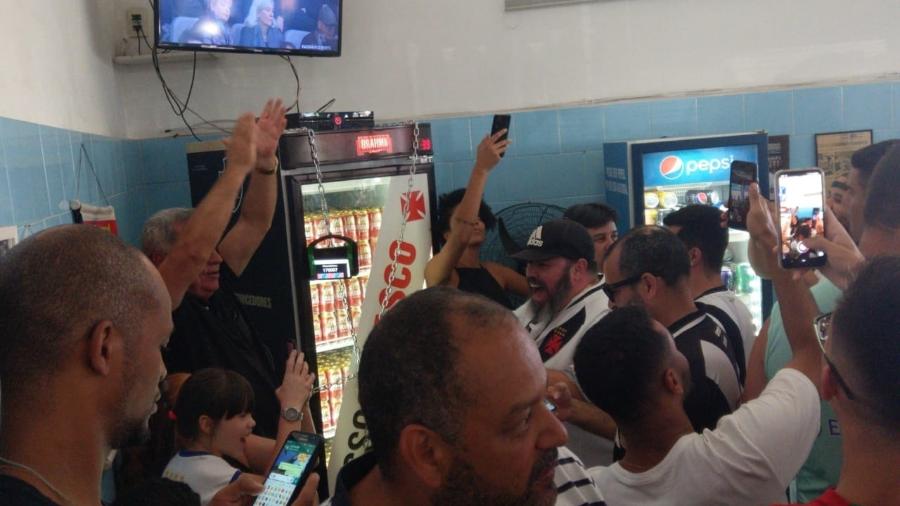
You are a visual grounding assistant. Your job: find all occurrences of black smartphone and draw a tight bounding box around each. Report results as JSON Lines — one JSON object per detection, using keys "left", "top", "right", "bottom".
{"left": 491, "top": 114, "right": 511, "bottom": 157}
{"left": 727, "top": 160, "right": 758, "bottom": 230}
{"left": 775, "top": 169, "right": 827, "bottom": 269}
{"left": 254, "top": 431, "right": 324, "bottom": 506}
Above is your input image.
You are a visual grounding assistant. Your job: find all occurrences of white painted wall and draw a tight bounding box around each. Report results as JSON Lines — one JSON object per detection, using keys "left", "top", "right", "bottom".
{"left": 0, "top": 0, "right": 125, "bottom": 136}
{"left": 114, "top": 0, "right": 900, "bottom": 138}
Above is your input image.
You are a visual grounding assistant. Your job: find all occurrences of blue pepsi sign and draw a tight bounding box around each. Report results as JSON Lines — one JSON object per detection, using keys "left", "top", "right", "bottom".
{"left": 642, "top": 145, "right": 758, "bottom": 187}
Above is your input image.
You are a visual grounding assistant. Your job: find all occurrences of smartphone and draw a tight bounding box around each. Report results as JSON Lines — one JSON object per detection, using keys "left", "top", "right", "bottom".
{"left": 254, "top": 431, "right": 324, "bottom": 506}
{"left": 775, "top": 169, "right": 827, "bottom": 269}
{"left": 727, "top": 160, "right": 758, "bottom": 230}
{"left": 491, "top": 114, "right": 511, "bottom": 157}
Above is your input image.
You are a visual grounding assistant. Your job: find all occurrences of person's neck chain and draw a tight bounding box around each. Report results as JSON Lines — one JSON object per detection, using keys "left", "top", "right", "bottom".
{"left": 0, "top": 456, "right": 74, "bottom": 506}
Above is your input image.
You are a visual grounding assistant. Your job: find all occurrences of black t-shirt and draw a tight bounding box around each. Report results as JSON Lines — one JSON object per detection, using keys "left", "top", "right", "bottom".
{"left": 455, "top": 266, "right": 514, "bottom": 309}
{"left": 328, "top": 452, "right": 377, "bottom": 506}
{"left": 0, "top": 475, "right": 63, "bottom": 506}
{"left": 668, "top": 310, "right": 739, "bottom": 432}
{"left": 166, "top": 263, "right": 281, "bottom": 438}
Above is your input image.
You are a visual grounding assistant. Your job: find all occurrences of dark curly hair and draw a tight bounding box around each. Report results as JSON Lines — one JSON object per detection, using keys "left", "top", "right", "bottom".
{"left": 436, "top": 188, "right": 497, "bottom": 245}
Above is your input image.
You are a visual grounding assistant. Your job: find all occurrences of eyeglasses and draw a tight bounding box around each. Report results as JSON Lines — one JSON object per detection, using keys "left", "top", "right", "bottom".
{"left": 814, "top": 313, "right": 858, "bottom": 401}
{"left": 602, "top": 273, "right": 654, "bottom": 300}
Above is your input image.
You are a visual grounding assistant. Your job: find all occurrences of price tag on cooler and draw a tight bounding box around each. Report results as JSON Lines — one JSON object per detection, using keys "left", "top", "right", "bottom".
{"left": 307, "top": 235, "right": 360, "bottom": 281}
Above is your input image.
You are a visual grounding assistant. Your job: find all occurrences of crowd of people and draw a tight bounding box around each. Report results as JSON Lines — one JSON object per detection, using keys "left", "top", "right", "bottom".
{"left": 0, "top": 98, "right": 898, "bottom": 506}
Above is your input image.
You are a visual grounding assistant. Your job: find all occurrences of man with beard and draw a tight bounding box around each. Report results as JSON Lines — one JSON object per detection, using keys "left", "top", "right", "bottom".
{"left": 0, "top": 226, "right": 320, "bottom": 506}
{"left": 601, "top": 226, "right": 740, "bottom": 432}
{"left": 324, "top": 287, "right": 605, "bottom": 506}
{"left": 0, "top": 226, "right": 173, "bottom": 505}
{"left": 512, "top": 219, "right": 615, "bottom": 467}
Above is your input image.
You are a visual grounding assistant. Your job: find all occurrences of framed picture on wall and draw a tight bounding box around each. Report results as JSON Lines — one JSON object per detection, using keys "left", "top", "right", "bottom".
{"left": 0, "top": 226, "right": 18, "bottom": 258}
{"left": 815, "top": 130, "right": 873, "bottom": 190}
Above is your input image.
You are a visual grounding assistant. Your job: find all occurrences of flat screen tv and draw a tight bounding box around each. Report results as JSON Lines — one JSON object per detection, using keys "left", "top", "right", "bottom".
{"left": 155, "top": 0, "right": 342, "bottom": 57}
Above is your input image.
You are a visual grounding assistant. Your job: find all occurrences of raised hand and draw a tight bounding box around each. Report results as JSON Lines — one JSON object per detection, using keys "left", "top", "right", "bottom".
{"left": 255, "top": 98, "right": 288, "bottom": 171}
{"left": 222, "top": 113, "right": 258, "bottom": 177}
{"left": 800, "top": 206, "right": 864, "bottom": 289}
{"left": 276, "top": 349, "right": 315, "bottom": 409}
{"left": 473, "top": 130, "right": 511, "bottom": 174}
{"left": 746, "top": 183, "right": 783, "bottom": 279}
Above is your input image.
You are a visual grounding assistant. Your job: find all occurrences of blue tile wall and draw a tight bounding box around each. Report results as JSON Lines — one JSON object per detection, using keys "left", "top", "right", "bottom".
{"left": 4, "top": 79, "right": 900, "bottom": 250}
{"left": 0, "top": 117, "right": 191, "bottom": 247}
{"left": 428, "top": 80, "right": 900, "bottom": 220}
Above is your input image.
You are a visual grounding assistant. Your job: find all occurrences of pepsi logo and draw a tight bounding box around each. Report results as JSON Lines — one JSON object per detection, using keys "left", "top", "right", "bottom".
{"left": 659, "top": 156, "right": 684, "bottom": 180}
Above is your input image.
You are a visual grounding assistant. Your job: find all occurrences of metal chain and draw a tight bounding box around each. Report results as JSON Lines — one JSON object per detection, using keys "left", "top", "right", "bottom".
{"left": 305, "top": 123, "right": 421, "bottom": 398}
{"left": 306, "top": 128, "right": 358, "bottom": 396}
{"left": 378, "top": 122, "right": 420, "bottom": 317}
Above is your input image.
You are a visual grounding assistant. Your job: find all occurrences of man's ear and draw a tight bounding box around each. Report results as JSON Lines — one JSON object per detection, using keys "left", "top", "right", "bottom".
{"left": 640, "top": 272, "right": 661, "bottom": 299}
{"left": 688, "top": 247, "right": 702, "bottom": 268}
{"left": 87, "top": 320, "right": 117, "bottom": 376}
{"left": 662, "top": 368, "right": 685, "bottom": 396}
{"left": 396, "top": 424, "right": 454, "bottom": 489}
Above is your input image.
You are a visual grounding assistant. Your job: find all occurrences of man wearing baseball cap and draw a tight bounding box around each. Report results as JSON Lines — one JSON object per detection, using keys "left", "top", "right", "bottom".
{"left": 512, "top": 219, "right": 614, "bottom": 467}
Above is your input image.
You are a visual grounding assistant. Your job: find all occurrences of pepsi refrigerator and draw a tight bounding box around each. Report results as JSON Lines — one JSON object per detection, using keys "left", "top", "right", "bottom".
{"left": 603, "top": 132, "right": 773, "bottom": 329}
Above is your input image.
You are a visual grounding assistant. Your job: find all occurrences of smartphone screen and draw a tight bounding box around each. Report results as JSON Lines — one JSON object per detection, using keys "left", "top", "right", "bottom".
{"left": 254, "top": 432, "right": 323, "bottom": 506}
{"left": 776, "top": 169, "right": 827, "bottom": 268}
{"left": 491, "top": 114, "right": 511, "bottom": 157}
{"left": 727, "top": 161, "right": 757, "bottom": 230}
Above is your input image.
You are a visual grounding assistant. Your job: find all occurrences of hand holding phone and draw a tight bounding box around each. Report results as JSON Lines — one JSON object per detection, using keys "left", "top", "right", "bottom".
{"left": 254, "top": 432, "right": 324, "bottom": 506}
{"left": 490, "top": 114, "right": 511, "bottom": 158}
{"left": 727, "top": 160, "right": 758, "bottom": 230}
{"left": 775, "top": 169, "right": 827, "bottom": 268}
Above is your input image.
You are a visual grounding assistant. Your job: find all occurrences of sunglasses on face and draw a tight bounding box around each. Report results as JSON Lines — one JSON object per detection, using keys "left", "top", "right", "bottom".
{"left": 602, "top": 272, "right": 661, "bottom": 300}
{"left": 814, "top": 313, "right": 858, "bottom": 401}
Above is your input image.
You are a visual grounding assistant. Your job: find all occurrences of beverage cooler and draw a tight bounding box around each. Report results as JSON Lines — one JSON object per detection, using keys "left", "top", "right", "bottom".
{"left": 278, "top": 124, "right": 437, "bottom": 464}
{"left": 187, "top": 124, "right": 436, "bottom": 470}
{"left": 603, "top": 133, "right": 773, "bottom": 329}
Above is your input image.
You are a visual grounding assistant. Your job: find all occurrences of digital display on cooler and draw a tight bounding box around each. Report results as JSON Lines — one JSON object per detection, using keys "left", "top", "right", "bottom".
{"left": 314, "top": 258, "right": 351, "bottom": 280}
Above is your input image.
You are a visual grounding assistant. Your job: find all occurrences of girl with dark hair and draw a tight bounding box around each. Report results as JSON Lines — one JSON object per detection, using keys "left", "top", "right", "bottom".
{"left": 162, "top": 351, "right": 314, "bottom": 505}
{"left": 425, "top": 130, "right": 529, "bottom": 308}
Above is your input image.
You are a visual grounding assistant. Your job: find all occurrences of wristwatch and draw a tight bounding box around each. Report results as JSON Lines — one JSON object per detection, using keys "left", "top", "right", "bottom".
{"left": 282, "top": 406, "right": 302, "bottom": 423}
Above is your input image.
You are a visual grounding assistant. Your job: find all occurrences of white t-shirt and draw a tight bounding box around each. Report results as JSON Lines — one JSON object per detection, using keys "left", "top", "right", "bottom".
{"left": 163, "top": 451, "right": 241, "bottom": 506}
{"left": 554, "top": 446, "right": 607, "bottom": 506}
{"left": 588, "top": 368, "right": 820, "bottom": 506}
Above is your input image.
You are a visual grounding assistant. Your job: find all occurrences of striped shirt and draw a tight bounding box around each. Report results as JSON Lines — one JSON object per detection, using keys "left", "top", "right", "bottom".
{"left": 555, "top": 446, "right": 607, "bottom": 506}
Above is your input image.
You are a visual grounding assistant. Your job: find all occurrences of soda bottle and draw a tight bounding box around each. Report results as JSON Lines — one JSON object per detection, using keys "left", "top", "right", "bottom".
{"left": 342, "top": 212, "right": 358, "bottom": 242}
{"left": 320, "top": 390, "right": 333, "bottom": 431}
{"left": 355, "top": 210, "right": 370, "bottom": 241}
{"left": 304, "top": 216, "right": 315, "bottom": 245}
{"left": 331, "top": 382, "right": 343, "bottom": 421}
{"left": 310, "top": 283, "right": 321, "bottom": 315}
{"left": 335, "top": 309, "right": 351, "bottom": 339}
{"left": 348, "top": 277, "right": 362, "bottom": 308}
{"left": 313, "top": 315, "right": 324, "bottom": 344}
{"left": 369, "top": 208, "right": 382, "bottom": 240}
{"left": 320, "top": 282, "right": 335, "bottom": 313}
{"left": 358, "top": 241, "right": 372, "bottom": 270}
{"left": 321, "top": 311, "right": 337, "bottom": 341}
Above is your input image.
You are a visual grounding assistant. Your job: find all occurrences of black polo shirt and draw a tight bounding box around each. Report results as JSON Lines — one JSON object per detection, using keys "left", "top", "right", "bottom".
{"left": 323, "top": 452, "right": 377, "bottom": 506}
{"left": 165, "top": 263, "right": 281, "bottom": 437}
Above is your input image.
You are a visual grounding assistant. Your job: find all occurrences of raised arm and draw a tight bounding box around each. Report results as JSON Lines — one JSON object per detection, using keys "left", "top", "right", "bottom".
{"left": 219, "top": 99, "right": 288, "bottom": 276}
{"left": 424, "top": 130, "right": 509, "bottom": 287}
{"left": 746, "top": 183, "right": 822, "bottom": 387}
{"left": 157, "top": 114, "right": 257, "bottom": 308}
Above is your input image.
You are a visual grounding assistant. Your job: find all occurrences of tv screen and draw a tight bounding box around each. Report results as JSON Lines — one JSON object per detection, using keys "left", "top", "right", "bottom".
{"left": 155, "top": 0, "right": 342, "bottom": 57}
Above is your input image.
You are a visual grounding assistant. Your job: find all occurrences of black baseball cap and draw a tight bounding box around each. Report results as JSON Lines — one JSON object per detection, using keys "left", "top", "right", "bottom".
{"left": 511, "top": 219, "right": 594, "bottom": 262}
